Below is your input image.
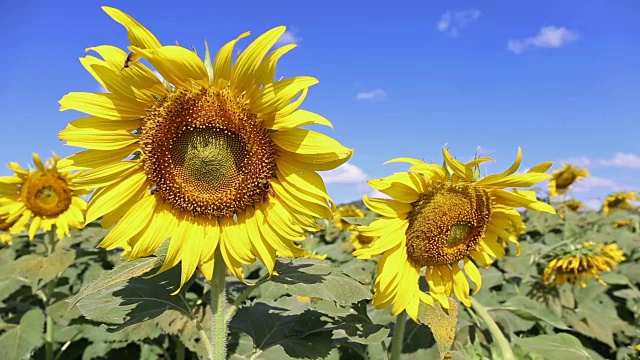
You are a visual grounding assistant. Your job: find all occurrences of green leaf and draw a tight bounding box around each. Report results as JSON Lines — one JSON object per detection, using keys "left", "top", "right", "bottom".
{"left": 499, "top": 295, "right": 569, "bottom": 330}
{"left": 599, "top": 272, "right": 629, "bottom": 285}
{"left": 76, "top": 265, "right": 193, "bottom": 330}
{"left": 335, "top": 314, "right": 390, "bottom": 344}
{"left": 68, "top": 241, "right": 168, "bottom": 310}
{"left": 230, "top": 301, "right": 333, "bottom": 359}
{"left": 12, "top": 248, "right": 75, "bottom": 292}
{"left": 0, "top": 308, "right": 45, "bottom": 360}
{"left": 270, "top": 259, "right": 371, "bottom": 306}
{"left": 514, "top": 333, "right": 591, "bottom": 360}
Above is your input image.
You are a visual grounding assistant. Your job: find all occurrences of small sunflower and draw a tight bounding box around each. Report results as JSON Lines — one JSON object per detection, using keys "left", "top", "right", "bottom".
{"left": 559, "top": 199, "right": 586, "bottom": 212}
{"left": 602, "top": 191, "right": 638, "bottom": 216}
{"left": 354, "top": 147, "right": 555, "bottom": 320}
{"left": 57, "top": 7, "right": 351, "bottom": 289}
{"left": 350, "top": 231, "right": 376, "bottom": 250}
{"left": 0, "top": 154, "right": 87, "bottom": 240}
{"left": 543, "top": 242, "right": 626, "bottom": 287}
{"left": 0, "top": 215, "right": 19, "bottom": 245}
{"left": 548, "top": 164, "right": 589, "bottom": 198}
{"left": 613, "top": 219, "right": 633, "bottom": 228}
{"left": 333, "top": 204, "right": 364, "bottom": 231}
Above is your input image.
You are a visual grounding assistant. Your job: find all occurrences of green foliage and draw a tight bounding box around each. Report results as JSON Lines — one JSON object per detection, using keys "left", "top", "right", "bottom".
{"left": 0, "top": 205, "right": 638, "bottom": 359}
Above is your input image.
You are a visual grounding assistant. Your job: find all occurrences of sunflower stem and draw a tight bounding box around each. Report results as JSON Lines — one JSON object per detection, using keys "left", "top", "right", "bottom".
{"left": 44, "top": 228, "right": 57, "bottom": 360}
{"left": 210, "top": 248, "right": 227, "bottom": 360}
{"left": 389, "top": 311, "right": 407, "bottom": 360}
{"left": 471, "top": 298, "right": 514, "bottom": 360}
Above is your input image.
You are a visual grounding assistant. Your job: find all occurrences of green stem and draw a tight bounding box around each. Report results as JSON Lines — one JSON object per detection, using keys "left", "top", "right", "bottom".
{"left": 175, "top": 336, "right": 186, "bottom": 360}
{"left": 210, "top": 248, "right": 227, "bottom": 360}
{"left": 389, "top": 311, "right": 407, "bottom": 360}
{"left": 471, "top": 298, "right": 514, "bottom": 360}
{"left": 225, "top": 274, "right": 270, "bottom": 323}
{"left": 44, "top": 228, "right": 56, "bottom": 360}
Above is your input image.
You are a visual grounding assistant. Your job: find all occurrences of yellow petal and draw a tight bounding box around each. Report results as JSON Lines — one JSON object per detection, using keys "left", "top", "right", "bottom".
{"left": 59, "top": 127, "right": 139, "bottom": 151}
{"left": 130, "top": 45, "right": 209, "bottom": 89}
{"left": 99, "top": 195, "right": 157, "bottom": 249}
{"left": 73, "top": 161, "right": 142, "bottom": 190}
{"left": 267, "top": 109, "right": 333, "bottom": 130}
{"left": 57, "top": 145, "right": 139, "bottom": 171}
{"left": 362, "top": 195, "right": 412, "bottom": 218}
{"left": 59, "top": 92, "right": 147, "bottom": 120}
{"left": 85, "top": 170, "right": 148, "bottom": 223}
{"left": 463, "top": 259, "right": 482, "bottom": 295}
{"left": 213, "top": 31, "right": 251, "bottom": 89}
{"left": 272, "top": 129, "right": 351, "bottom": 164}
{"left": 102, "top": 6, "right": 161, "bottom": 49}
{"left": 250, "top": 76, "right": 319, "bottom": 116}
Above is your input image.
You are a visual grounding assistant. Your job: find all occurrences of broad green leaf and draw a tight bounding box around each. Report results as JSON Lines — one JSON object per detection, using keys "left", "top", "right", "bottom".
{"left": 335, "top": 313, "right": 390, "bottom": 344}
{"left": 599, "top": 272, "right": 629, "bottom": 285}
{"left": 500, "top": 295, "right": 569, "bottom": 330}
{"left": 229, "top": 301, "right": 333, "bottom": 359}
{"left": 270, "top": 259, "right": 371, "bottom": 306}
{"left": 11, "top": 248, "right": 75, "bottom": 292}
{"left": 514, "top": 333, "right": 591, "bottom": 359}
{"left": 0, "top": 308, "right": 45, "bottom": 360}
{"left": 77, "top": 265, "right": 193, "bottom": 330}
{"left": 68, "top": 240, "right": 168, "bottom": 310}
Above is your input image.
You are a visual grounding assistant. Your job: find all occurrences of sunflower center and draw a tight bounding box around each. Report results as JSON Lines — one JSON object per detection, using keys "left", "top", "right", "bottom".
{"left": 405, "top": 182, "right": 492, "bottom": 267}
{"left": 21, "top": 172, "right": 72, "bottom": 217}
{"left": 555, "top": 171, "right": 577, "bottom": 190}
{"left": 140, "top": 88, "right": 277, "bottom": 217}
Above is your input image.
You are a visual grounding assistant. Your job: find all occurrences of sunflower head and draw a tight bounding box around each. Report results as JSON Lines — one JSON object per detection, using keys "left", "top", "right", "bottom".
{"left": 0, "top": 153, "right": 87, "bottom": 240}
{"left": 353, "top": 146, "right": 555, "bottom": 321}
{"left": 548, "top": 164, "right": 589, "bottom": 198}
{"left": 613, "top": 219, "right": 633, "bottom": 228}
{"left": 542, "top": 242, "right": 626, "bottom": 288}
{"left": 0, "top": 215, "right": 21, "bottom": 245}
{"left": 57, "top": 7, "right": 351, "bottom": 290}
{"left": 333, "top": 205, "right": 365, "bottom": 231}
{"left": 350, "top": 230, "right": 376, "bottom": 250}
{"left": 559, "top": 199, "right": 586, "bottom": 212}
{"left": 602, "top": 191, "right": 638, "bottom": 216}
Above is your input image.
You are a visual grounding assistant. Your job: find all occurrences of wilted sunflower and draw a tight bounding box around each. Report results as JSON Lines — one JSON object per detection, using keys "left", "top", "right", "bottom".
{"left": 354, "top": 147, "right": 555, "bottom": 320}
{"left": 548, "top": 164, "right": 589, "bottom": 198}
{"left": 57, "top": 7, "right": 351, "bottom": 289}
{"left": 0, "top": 154, "right": 87, "bottom": 240}
{"left": 543, "top": 242, "right": 625, "bottom": 287}
{"left": 333, "top": 204, "right": 365, "bottom": 231}
{"left": 602, "top": 191, "right": 638, "bottom": 216}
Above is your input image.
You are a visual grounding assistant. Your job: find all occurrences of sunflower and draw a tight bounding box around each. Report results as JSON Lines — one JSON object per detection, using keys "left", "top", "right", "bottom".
{"left": 333, "top": 204, "right": 364, "bottom": 231}
{"left": 548, "top": 164, "right": 589, "bottom": 198}
{"left": 350, "top": 230, "right": 376, "bottom": 250}
{"left": 613, "top": 219, "right": 633, "bottom": 228}
{"left": 353, "top": 147, "right": 555, "bottom": 320}
{"left": 602, "top": 191, "right": 638, "bottom": 216}
{"left": 57, "top": 7, "right": 351, "bottom": 289}
{"left": 542, "top": 242, "right": 626, "bottom": 287}
{"left": 0, "top": 215, "right": 19, "bottom": 245}
{"left": 559, "top": 199, "right": 586, "bottom": 212}
{"left": 0, "top": 154, "right": 87, "bottom": 240}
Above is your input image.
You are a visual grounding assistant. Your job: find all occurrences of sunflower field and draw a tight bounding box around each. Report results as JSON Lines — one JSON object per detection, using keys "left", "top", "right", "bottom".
{"left": 1, "top": 5, "right": 639, "bottom": 360}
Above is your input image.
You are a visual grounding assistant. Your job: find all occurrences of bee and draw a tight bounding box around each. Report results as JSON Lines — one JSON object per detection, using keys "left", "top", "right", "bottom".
{"left": 121, "top": 52, "right": 135, "bottom": 71}
{"left": 260, "top": 179, "right": 274, "bottom": 201}
{"left": 149, "top": 183, "right": 159, "bottom": 195}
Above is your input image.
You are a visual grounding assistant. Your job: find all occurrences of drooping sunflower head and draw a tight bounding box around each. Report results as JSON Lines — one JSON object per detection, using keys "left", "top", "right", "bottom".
{"left": 548, "top": 164, "right": 589, "bottom": 198}
{"left": 613, "top": 219, "right": 633, "bottom": 229}
{"left": 353, "top": 146, "right": 555, "bottom": 321}
{"left": 57, "top": 7, "right": 351, "bottom": 289}
{"left": 333, "top": 205, "right": 365, "bottom": 231}
{"left": 350, "top": 230, "right": 376, "bottom": 250}
{"left": 558, "top": 199, "right": 586, "bottom": 212}
{"left": 542, "top": 242, "right": 626, "bottom": 288}
{"left": 0, "top": 214, "right": 21, "bottom": 245}
{"left": 602, "top": 191, "right": 638, "bottom": 216}
{"left": 0, "top": 153, "right": 87, "bottom": 240}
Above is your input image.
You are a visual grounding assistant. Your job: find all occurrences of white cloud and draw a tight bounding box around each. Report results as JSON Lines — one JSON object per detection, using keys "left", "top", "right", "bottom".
{"left": 508, "top": 26, "right": 579, "bottom": 54}
{"left": 437, "top": 9, "right": 481, "bottom": 37}
{"left": 571, "top": 176, "right": 627, "bottom": 193}
{"left": 321, "top": 163, "right": 369, "bottom": 184}
{"left": 583, "top": 198, "right": 602, "bottom": 211}
{"left": 355, "top": 89, "right": 387, "bottom": 101}
{"left": 599, "top": 152, "right": 640, "bottom": 169}
{"left": 276, "top": 29, "right": 302, "bottom": 46}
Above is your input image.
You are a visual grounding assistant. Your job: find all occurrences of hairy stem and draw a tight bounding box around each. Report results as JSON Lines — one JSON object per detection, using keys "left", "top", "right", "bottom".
{"left": 210, "top": 248, "right": 227, "bottom": 360}
{"left": 44, "top": 228, "right": 56, "bottom": 360}
{"left": 471, "top": 298, "right": 514, "bottom": 360}
{"left": 389, "top": 311, "right": 407, "bottom": 360}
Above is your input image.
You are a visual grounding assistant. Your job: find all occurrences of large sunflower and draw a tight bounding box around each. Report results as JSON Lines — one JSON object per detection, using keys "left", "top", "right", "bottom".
{"left": 548, "top": 164, "right": 589, "bottom": 198}
{"left": 57, "top": 7, "right": 351, "bottom": 289}
{"left": 0, "top": 154, "right": 87, "bottom": 240}
{"left": 353, "top": 147, "right": 555, "bottom": 320}
{"left": 602, "top": 191, "right": 638, "bottom": 216}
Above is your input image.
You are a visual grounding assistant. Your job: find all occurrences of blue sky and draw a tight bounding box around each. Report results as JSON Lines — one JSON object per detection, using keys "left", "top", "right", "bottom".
{"left": 2, "top": 1, "right": 639, "bottom": 208}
